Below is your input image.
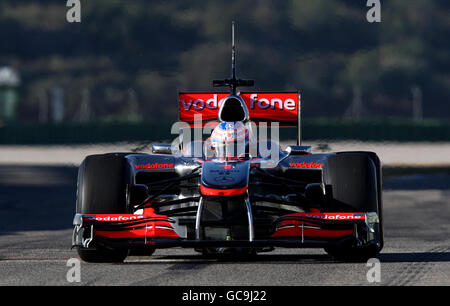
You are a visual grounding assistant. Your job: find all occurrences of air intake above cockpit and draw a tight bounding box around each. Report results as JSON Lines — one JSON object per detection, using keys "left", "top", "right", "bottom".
{"left": 217, "top": 95, "right": 249, "bottom": 122}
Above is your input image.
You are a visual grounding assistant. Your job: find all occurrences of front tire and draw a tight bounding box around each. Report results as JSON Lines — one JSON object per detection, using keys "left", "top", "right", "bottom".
{"left": 323, "top": 152, "right": 383, "bottom": 262}
{"left": 324, "top": 244, "right": 379, "bottom": 262}
{"left": 76, "top": 153, "right": 131, "bottom": 263}
{"left": 76, "top": 248, "right": 129, "bottom": 263}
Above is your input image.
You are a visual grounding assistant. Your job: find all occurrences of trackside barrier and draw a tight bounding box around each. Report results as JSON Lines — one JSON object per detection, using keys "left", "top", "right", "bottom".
{"left": 0, "top": 119, "right": 449, "bottom": 144}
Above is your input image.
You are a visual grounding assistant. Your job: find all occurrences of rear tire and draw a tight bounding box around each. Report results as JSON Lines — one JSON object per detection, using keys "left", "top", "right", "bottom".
{"left": 76, "top": 153, "right": 131, "bottom": 263}
{"left": 323, "top": 152, "right": 383, "bottom": 262}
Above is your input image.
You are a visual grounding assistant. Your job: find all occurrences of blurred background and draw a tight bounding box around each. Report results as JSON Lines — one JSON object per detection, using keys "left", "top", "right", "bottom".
{"left": 1, "top": 2, "right": 449, "bottom": 286}
{"left": 0, "top": 0, "right": 449, "bottom": 144}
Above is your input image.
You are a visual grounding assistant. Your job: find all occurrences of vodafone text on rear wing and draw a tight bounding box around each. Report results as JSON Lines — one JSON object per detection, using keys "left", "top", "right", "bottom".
{"left": 178, "top": 91, "right": 302, "bottom": 143}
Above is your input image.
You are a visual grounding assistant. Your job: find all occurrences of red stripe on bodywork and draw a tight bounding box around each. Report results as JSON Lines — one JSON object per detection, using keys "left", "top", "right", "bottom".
{"left": 95, "top": 227, "right": 180, "bottom": 239}
{"left": 271, "top": 212, "right": 366, "bottom": 238}
{"left": 271, "top": 227, "right": 354, "bottom": 238}
{"left": 200, "top": 185, "right": 248, "bottom": 196}
{"left": 84, "top": 212, "right": 181, "bottom": 239}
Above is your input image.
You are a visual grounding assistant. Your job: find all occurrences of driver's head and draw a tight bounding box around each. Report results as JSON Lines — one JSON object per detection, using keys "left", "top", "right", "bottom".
{"left": 210, "top": 121, "right": 251, "bottom": 159}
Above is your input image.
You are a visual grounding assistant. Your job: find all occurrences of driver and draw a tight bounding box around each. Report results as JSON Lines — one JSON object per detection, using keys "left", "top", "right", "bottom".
{"left": 208, "top": 121, "right": 254, "bottom": 159}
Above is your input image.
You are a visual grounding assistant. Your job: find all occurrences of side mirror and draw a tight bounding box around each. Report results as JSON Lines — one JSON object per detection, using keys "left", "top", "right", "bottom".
{"left": 285, "top": 146, "right": 312, "bottom": 155}
{"left": 152, "top": 144, "right": 174, "bottom": 154}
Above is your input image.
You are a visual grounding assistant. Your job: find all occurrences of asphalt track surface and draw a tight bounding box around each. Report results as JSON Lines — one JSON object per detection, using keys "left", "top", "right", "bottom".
{"left": 0, "top": 165, "right": 448, "bottom": 286}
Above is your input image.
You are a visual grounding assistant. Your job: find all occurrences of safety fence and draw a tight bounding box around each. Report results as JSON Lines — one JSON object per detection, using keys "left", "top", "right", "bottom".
{"left": 0, "top": 119, "right": 449, "bottom": 144}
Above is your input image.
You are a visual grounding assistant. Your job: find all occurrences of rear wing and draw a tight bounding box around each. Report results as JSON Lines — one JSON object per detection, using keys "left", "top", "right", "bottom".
{"left": 178, "top": 91, "right": 302, "bottom": 144}
{"left": 179, "top": 91, "right": 299, "bottom": 125}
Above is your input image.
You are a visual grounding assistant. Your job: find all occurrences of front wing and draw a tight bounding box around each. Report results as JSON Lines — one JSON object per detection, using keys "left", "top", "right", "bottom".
{"left": 72, "top": 212, "right": 380, "bottom": 250}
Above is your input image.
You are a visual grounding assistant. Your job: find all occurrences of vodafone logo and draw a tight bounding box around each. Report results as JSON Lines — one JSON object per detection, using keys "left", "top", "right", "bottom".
{"left": 180, "top": 94, "right": 221, "bottom": 111}
{"left": 179, "top": 93, "right": 298, "bottom": 111}
{"left": 179, "top": 91, "right": 299, "bottom": 124}
{"left": 86, "top": 215, "right": 145, "bottom": 222}
{"left": 304, "top": 214, "right": 364, "bottom": 220}
{"left": 135, "top": 163, "right": 174, "bottom": 169}
{"left": 289, "top": 162, "right": 323, "bottom": 168}
{"left": 249, "top": 94, "right": 296, "bottom": 111}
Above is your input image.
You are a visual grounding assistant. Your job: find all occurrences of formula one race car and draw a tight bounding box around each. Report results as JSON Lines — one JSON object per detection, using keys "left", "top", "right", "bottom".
{"left": 72, "top": 25, "right": 383, "bottom": 263}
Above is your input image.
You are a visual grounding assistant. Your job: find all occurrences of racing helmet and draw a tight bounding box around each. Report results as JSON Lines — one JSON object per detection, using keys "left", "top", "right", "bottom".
{"left": 210, "top": 121, "right": 252, "bottom": 158}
